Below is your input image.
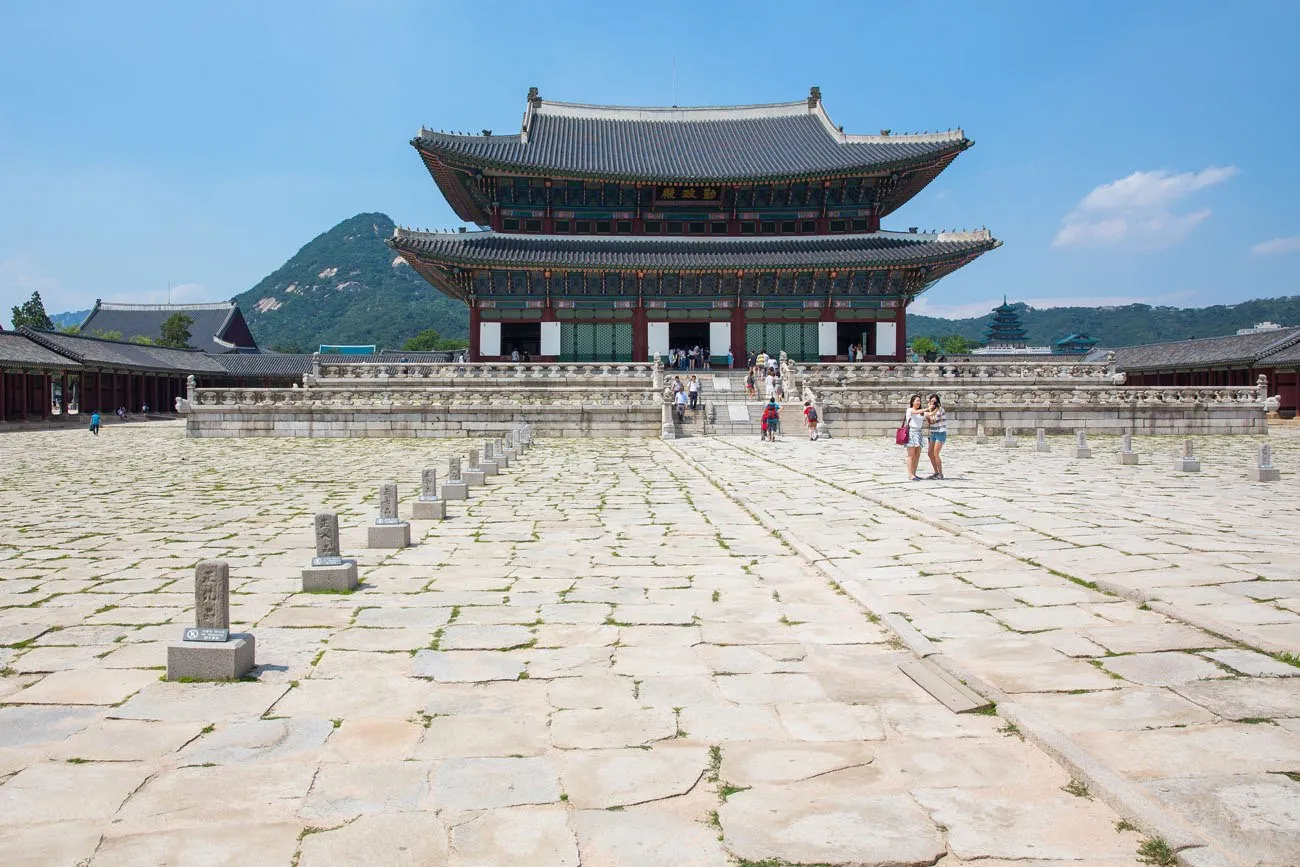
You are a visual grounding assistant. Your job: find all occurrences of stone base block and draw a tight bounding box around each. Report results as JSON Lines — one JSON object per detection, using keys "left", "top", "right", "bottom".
{"left": 302, "top": 561, "right": 358, "bottom": 592}
{"left": 368, "top": 522, "right": 411, "bottom": 549}
{"left": 480, "top": 460, "right": 499, "bottom": 476}
{"left": 442, "top": 481, "right": 469, "bottom": 500}
{"left": 1003, "top": 440, "right": 1018, "bottom": 448}
{"left": 1251, "top": 466, "right": 1281, "bottom": 482}
{"left": 412, "top": 499, "right": 446, "bottom": 520}
{"left": 463, "top": 470, "right": 486, "bottom": 486}
{"left": 167, "top": 635, "right": 255, "bottom": 681}
{"left": 495, "top": 453, "right": 510, "bottom": 468}
{"left": 974, "top": 435, "right": 987, "bottom": 444}
{"left": 1071, "top": 448, "right": 1092, "bottom": 458}
{"left": 503, "top": 448, "right": 519, "bottom": 461}
{"left": 1119, "top": 451, "right": 1140, "bottom": 465}
{"left": 1036, "top": 443, "right": 1051, "bottom": 452}
{"left": 1174, "top": 458, "right": 1202, "bottom": 472}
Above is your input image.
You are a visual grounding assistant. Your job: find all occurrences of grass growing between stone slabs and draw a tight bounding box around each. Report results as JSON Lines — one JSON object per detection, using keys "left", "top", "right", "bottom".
{"left": 1136, "top": 836, "right": 1178, "bottom": 866}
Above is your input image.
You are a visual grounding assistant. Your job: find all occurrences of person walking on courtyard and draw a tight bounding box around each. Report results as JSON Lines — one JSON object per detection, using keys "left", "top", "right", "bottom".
{"left": 904, "top": 394, "right": 926, "bottom": 480}
{"left": 924, "top": 393, "right": 947, "bottom": 479}
{"left": 761, "top": 398, "right": 781, "bottom": 442}
{"left": 687, "top": 375, "right": 699, "bottom": 410}
{"left": 89, "top": 410, "right": 101, "bottom": 436}
{"left": 803, "top": 400, "right": 819, "bottom": 440}
{"left": 727, "top": 348, "right": 734, "bottom": 369}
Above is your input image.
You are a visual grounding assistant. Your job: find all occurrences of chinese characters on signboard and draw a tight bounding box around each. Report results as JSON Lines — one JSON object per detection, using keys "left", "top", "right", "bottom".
{"left": 654, "top": 185, "right": 722, "bottom": 204}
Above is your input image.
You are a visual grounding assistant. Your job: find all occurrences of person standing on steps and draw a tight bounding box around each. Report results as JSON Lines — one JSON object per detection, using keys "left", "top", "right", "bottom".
{"left": 745, "top": 367, "right": 756, "bottom": 398}
{"left": 687, "top": 375, "right": 699, "bottom": 411}
{"left": 727, "top": 348, "right": 734, "bottom": 370}
{"left": 904, "top": 394, "right": 926, "bottom": 480}
{"left": 924, "top": 393, "right": 946, "bottom": 479}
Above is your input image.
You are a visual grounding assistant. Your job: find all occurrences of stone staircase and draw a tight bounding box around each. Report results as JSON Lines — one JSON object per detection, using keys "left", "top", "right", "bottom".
{"left": 698, "top": 370, "right": 782, "bottom": 437}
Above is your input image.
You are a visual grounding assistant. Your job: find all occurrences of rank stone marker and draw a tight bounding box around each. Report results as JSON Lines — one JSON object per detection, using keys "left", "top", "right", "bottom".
{"left": 480, "top": 441, "right": 500, "bottom": 476}
{"left": 412, "top": 468, "right": 446, "bottom": 520}
{"left": 1119, "top": 431, "right": 1140, "bottom": 465}
{"left": 494, "top": 437, "right": 510, "bottom": 468}
{"left": 463, "top": 449, "right": 487, "bottom": 487}
{"left": 1071, "top": 429, "right": 1092, "bottom": 459}
{"left": 1004, "top": 428, "right": 1019, "bottom": 448}
{"left": 1036, "top": 427, "right": 1050, "bottom": 452}
{"left": 1251, "top": 442, "right": 1281, "bottom": 482}
{"left": 302, "top": 512, "right": 359, "bottom": 591}
{"left": 367, "top": 482, "right": 412, "bottom": 548}
{"left": 1174, "top": 438, "right": 1202, "bottom": 472}
{"left": 974, "top": 423, "right": 987, "bottom": 445}
{"left": 443, "top": 456, "right": 469, "bottom": 500}
{"left": 167, "top": 560, "right": 255, "bottom": 681}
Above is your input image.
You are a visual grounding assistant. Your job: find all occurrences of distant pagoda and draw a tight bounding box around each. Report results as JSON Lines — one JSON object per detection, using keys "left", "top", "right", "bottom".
{"left": 984, "top": 298, "right": 1027, "bottom": 346}
{"left": 390, "top": 87, "right": 998, "bottom": 362}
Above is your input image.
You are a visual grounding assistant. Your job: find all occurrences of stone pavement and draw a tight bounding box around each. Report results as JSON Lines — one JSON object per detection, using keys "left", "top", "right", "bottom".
{"left": 0, "top": 423, "right": 1294, "bottom": 866}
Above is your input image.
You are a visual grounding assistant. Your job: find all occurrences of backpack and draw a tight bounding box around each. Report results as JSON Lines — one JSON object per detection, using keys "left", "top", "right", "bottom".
{"left": 806, "top": 406, "right": 817, "bottom": 422}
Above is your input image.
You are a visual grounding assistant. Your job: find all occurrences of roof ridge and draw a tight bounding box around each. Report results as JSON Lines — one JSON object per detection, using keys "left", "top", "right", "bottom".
{"left": 96, "top": 301, "right": 234, "bottom": 311}
{"left": 391, "top": 227, "right": 991, "bottom": 245}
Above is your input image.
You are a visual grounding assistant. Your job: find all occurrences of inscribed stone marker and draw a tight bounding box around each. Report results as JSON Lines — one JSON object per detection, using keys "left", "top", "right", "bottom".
{"left": 313, "top": 513, "right": 344, "bottom": 566}
{"left": 194, "top": 561, "right": 230, "bottom": 632}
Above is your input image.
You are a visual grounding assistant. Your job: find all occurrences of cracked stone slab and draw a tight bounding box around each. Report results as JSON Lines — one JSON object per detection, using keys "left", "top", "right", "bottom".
{"left": 719, "top": 740, "right": 874, "bottom": 787}
{"left": 7, "top": 668, "right": 159, "bottom": 705}
{"left": 93, "top": 822, "right": 303, "bottom": 867}
{"left": 301, "top": 761, "right": 434, "bottom": 823}
{"left": 1101, "top": 651, "right": 1225, "bottom": 686}
{"left": 719, "top": 787, "right": 945, "bottom": 866}
{"left": 298, "top": 813, "right": 449, "bottom": 867}
{"left": 549, "top": 706, "right": 676, "bottom": 749}
{"left": 555, "top": 744, "right": 708, "bottom": 808}
{"left": 571, "top": 809, "right": 728, "bottom": 867}
{"left": 431, "top": 756, "right": 561, "bottom": 811}
{"left": 412, "top": 650, "right": 526, "bottom": 683}
{"left": 1171, "top": 677, "right": 1300, "bottom": 720}
{"left": 448, "top": 806, "right": 577, "bottom": 867}
{"left": 1202, "top": 648, "right": 1300, "bottom": 677}
{"left": 1144, "top": 773, "right": 1300, "bottom": 865}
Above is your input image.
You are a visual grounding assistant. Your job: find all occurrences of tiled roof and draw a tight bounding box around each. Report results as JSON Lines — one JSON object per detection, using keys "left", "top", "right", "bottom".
{"left": 0, "top": 332, "right": 82, "bottom": 370}
{"left": 1111, "top": 327, "right": 1300, "bottom": 371}
{"left": 415, "top": 93, "right": 969, "bottom": 183}
{"left": 79, "top": 301, "right": 257, "bottom": 353}
{"left": 389, "top": 229, "right": 999, "bottom": 271}
{"left": 20, "top": 329, "right": 228, "bottom": 373}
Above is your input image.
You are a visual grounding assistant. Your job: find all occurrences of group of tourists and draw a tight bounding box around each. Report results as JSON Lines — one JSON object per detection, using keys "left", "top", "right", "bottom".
{"left": 668, "top": 346, "right": 710, "bottom": 370}
{"left": 670, "top": 374, "right": 701, "bottom": 423}
{"left": 902, "top": 393, "right": 947, "bottom": 480}
{"left": 758, "top": 398, "right": 820, "bottom": 442}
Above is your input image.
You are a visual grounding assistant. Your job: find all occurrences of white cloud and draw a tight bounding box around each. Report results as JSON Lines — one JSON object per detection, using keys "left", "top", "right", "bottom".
{"left": 1053, "top": 167, "right": 1235, "bottom": 249}
{"left": 1250, "top": 234, "right": 1300, "bottom": 256}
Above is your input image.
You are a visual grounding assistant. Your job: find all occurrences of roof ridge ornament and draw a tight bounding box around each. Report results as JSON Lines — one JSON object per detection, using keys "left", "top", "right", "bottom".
{"left": 808, "top": 86, "right": 821, "bottom": 108}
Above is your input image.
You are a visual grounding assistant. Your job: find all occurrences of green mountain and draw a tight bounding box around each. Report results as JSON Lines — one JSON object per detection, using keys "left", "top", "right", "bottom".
{"left": 49, "top": 309, "right": 91, "bottom": 330}
{"left": 233, "top": 212, "right": 468, "bottom": 352}
{"left": 907, "top": 297, "right": 1300, "bottom": 347}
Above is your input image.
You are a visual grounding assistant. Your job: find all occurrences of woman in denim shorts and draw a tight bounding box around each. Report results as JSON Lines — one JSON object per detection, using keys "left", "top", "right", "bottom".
{"left": 925, "top": 393, "right": 947, "bottom": 479}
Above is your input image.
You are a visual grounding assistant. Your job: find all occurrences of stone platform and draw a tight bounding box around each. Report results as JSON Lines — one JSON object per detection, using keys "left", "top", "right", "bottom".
{"left": 1, "top": 422, "right": 1297, "bottom": 867}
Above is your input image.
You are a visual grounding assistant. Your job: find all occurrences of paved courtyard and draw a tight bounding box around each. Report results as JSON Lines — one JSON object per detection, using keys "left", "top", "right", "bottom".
{"left": 0, "top": 423, "right": 1297, "bottom": 866}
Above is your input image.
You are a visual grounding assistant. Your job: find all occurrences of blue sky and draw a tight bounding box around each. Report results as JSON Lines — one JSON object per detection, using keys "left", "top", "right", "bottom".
{"left": 2, "top": 0, "right": 1298, "bottom": 325}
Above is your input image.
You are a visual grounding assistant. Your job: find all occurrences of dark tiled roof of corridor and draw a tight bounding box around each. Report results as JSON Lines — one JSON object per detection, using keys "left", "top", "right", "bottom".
{"left": 1111, "top": 327, "right": 1300, "bottom": 371}
{"left": 0, "top": 332, "right": 83, "bottom": 370}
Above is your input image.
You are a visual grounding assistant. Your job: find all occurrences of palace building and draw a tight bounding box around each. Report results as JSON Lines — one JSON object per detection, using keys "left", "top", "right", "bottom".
{"left": 389, "top": 87, "right": 998, "bottom": 363}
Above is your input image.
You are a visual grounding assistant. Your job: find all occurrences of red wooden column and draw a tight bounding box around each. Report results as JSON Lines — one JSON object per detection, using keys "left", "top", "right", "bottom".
{"left": 42, "top": 373, "right": 51, "bottom": 420}
{"left": 731, "top": 303, "right": 746, "bottom": 364}
{"left": 59, "top": 372, "right": 68, "bottom": 415}
{"left": 0, "top": 371, "right": 7, "bottom": 422}
{"left": 632, "top": 301, "right": 648, "bottom": 361}
{"left": 126, "top": 373, "right": 133, "bottom": 413}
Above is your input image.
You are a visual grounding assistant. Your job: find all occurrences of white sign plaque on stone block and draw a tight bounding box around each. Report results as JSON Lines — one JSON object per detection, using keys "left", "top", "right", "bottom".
{"left": 728, "top": 404, "right": 750, "bottom": 422}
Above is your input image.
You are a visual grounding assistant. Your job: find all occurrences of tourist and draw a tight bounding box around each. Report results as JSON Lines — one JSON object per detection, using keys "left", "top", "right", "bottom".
{"left": 687, "top": 375, "right": 699, "bottom": 410}
{"left": 672, "top": 375, "right": 684, "bottom": 397}
{"left": 803, "top": 401, "right": 819, "bottom": 440}
{"left": 925, "top": 393, "right": 947, "bottom": 479}
{"left": 674, "top": 386, "right": 688, "bottom": 423}
{"left": 89, "top": 410, "right": 101, "bottom": 436}
{"left": 117, "top": 406, "right": 126, "bottom": 420}
{"left": 761, "top": 398, "right": 780, "bottom": 442}
{"left": 746, "top": 350, "right": 756, "bottom": 369}
{"left": 745, "top": 367, "right": 756, "bottom": 398}
{"left": 727, "top": 348, "right": 735, "bottom": 369}
{"left": 755, "top": 349, "right": 767, "bottom": 371}
{"left": 511, "top": 347, "right": 520, "bottom": 363}
{"left": 764, "top": 369, "right": 777, "bottom": 400}
{"left": 522, "top": 349, "right": 531, "bottom": 362}
{"left": 848, "top": 344, "right": 857, "bottom": 362}
{"left": 141, "top": 402, "right": 150, "bottom": 414}
{"left": 703, "top": 348, "right": 711, "bottom": 370}
{"left": 904, "top": 394, "right": 926, "bottom": 480}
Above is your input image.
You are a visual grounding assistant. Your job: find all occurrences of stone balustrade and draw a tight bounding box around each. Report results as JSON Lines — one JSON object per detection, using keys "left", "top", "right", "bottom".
{"left": 192, "top": 386, "right": 662, "bottom": 409}
{"left": 798, "top": 360, "right": 1119, "bottom": 385}
{"left": 311, "top": 361, "right": 656, "bottom": 387}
